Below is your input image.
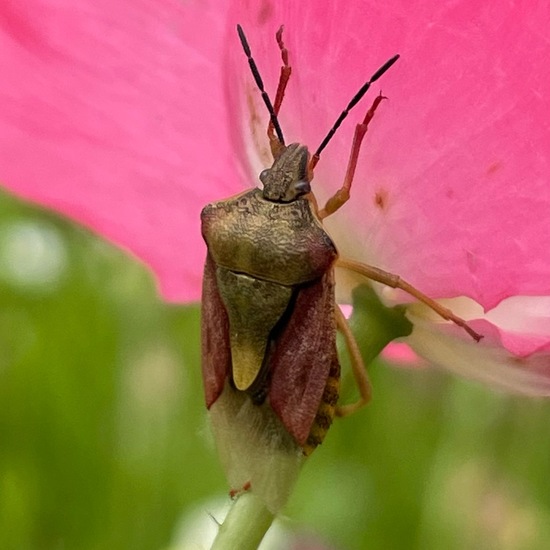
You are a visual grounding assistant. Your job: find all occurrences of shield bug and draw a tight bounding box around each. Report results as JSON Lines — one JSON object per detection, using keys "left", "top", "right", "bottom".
{"left": 201, "top": 25, "right": 482, "bottom": 507}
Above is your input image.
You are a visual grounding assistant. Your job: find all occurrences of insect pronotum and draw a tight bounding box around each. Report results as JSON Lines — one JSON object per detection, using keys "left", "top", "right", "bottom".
{"left": 201, "top": 25, "right": 482, "bottom": 461}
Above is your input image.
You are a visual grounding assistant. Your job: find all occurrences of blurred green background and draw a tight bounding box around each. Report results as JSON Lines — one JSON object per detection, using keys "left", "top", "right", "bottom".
{"left": 1, "top": 187, "right": 550, "bottom": 550}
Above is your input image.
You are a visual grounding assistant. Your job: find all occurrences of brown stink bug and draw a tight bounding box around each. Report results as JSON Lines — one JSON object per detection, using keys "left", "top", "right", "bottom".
{"left": 200, "top": 25, "right": 481, "bottom": 508}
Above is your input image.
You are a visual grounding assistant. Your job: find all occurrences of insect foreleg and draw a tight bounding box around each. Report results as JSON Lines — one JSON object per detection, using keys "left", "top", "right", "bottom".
{"left": 317, "top": 93, "right": 386, "bottom": 220}
{"left": 268, "top": 26, "right": 292, "bottom": 158}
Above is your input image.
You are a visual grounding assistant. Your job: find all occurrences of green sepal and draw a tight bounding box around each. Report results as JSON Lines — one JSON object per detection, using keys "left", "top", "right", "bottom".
{"left": 348, "top": 283, "right": 413, "bottom": 365}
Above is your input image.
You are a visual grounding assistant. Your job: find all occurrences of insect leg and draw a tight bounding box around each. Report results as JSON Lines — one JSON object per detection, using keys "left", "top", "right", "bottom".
{"left": 268, "top": 26, "right": 292, "bottom": 158}
{"left": 317, "top": 93, "right": 386, "bottom": 220}
{"left": 334, "top": 305, "right": 373, "bottom": 417}
{"left": 337, "top": 258, "right": 484, "bottom": 342}
{"left": 237, "top": 25, "right": 285, "bottom": 148}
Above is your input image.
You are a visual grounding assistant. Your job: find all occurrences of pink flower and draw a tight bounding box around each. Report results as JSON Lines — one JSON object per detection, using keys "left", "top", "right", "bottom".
{"left": 1, "top": 0, "right": 550, "bottom": 394}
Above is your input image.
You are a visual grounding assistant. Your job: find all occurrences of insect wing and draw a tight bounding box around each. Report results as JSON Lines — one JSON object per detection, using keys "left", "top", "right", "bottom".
{"left": 269, "top": 270, "right": 340, "bottom": 448}
{"left": 201, "top": 253, "right": 231, "bottom": 408}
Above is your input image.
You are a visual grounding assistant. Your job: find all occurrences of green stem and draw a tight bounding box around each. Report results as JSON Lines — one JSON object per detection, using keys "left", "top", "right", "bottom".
{"left": 211, "top": 492, "right": 275, "bottom": 550}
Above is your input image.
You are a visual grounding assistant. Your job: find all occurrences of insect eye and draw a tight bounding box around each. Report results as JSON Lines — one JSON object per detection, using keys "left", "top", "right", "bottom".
{"left": 259, "top": 169, "right": 270, "bottom": 183}
{"left": 294, "top": 180, "right": 311, "bottom": 196}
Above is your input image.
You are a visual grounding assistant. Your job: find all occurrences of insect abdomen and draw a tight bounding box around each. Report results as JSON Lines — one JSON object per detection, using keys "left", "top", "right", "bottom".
{"left": 268, "top": 271, "right": 340, "bottom": 453}
{"left": 303, "top": 359, "right": 340, "bottom": 456}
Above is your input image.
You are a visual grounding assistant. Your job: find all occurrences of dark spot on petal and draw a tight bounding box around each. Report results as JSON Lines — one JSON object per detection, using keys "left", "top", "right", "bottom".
{"left": 486, "top": 161, "right": 502, "bottom": 176}
{"left": 257, "top": 0, "right": 274, "bottom": 24}
{"left": 374, "top": 189, "right": 388, "bottom": 210}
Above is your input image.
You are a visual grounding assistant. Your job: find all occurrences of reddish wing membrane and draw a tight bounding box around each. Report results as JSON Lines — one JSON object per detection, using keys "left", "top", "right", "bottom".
{"left": 269, "top": 271, "right": 340, "bottom": 448}
{"left": 201, "top": 253, "right": 231, "bottom": 408}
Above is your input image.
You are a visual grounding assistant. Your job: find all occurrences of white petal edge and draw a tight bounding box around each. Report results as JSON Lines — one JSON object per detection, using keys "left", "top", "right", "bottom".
{"left": 405, "top": 309, "right": 550, "bottom": 397}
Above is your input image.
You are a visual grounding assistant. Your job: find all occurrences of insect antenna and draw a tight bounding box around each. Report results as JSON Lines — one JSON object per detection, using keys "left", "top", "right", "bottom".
{"left": 313, "top": 54, "right": 400, "bottom": 163}
{"left": 237, "top": 24, "right": 286, "bottom": 146}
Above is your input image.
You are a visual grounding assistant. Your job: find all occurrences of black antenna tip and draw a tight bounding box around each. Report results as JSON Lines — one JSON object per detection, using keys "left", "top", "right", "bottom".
{"left": 313, "top": 53, "right": 400, "bottom": 161}
{"left": 370, "top": 54, "right": 400, "bottom": 82}
{"left": 235, "top": 22, "right": 286, "bottom": 146}
{"left": 237, "top": 24, "right": 251, "bottom": 56}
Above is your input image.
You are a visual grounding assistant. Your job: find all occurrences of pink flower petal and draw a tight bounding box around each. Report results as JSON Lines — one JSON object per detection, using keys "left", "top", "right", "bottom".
{"left": 2, "top": 0, "right": 550, "bottom": 367}
{"left": 486, "top": 296, "right": 550, "bottom": 357}
{"left": 230, "top": 2, "right": 550, "bottom": 312}
{"left": 0, "top": 0, "right": 234, "bottom": 301}
{"left": 406, "top": 312, "right": 550, "bottom": 396}
{"left": 382, "top": 342, "right": 425, "bottom": 367}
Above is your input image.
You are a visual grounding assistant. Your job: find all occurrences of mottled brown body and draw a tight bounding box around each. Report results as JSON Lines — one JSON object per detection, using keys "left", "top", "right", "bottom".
{"left": 201, "top": 183, "right": 340, "bottom": 453}
{"left": 201, "top": 26, "right": 404, "bottom": 465}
